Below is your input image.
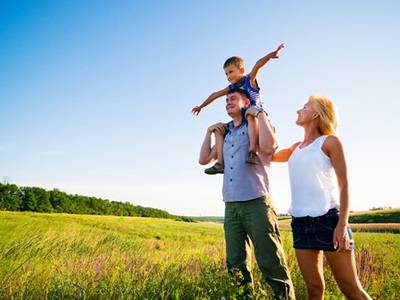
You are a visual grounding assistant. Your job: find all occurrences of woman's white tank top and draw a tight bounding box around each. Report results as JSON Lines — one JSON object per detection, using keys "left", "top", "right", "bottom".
{"left": 288, "top": 135, "right": 339, "bottom": 217}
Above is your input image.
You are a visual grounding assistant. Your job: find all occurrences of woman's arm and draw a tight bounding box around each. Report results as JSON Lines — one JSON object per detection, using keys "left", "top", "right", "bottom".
{"left": 272, "top": 142, "right": 301, "bottom": 162}
{"left": 322, "top": 135, "right": 350, "bottom": 251}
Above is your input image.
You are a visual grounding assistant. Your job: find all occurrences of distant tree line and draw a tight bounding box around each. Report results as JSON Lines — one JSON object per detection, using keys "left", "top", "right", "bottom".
{"left": 369, "top": 206, "right": 393, "bottom": 211}
{"left": 349, "top": 209, "right": 400, "bottom": 224}
{"left": 0, "top": 182, "right": 193, "bottom": 222}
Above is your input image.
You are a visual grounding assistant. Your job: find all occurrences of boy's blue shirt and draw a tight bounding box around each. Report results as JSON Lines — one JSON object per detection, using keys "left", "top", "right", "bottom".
{"left": 228, "top": 74, "right": 262, "bottom": 107}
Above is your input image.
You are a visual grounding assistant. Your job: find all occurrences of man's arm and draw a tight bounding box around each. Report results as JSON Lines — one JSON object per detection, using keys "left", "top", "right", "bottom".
{"left": 257, "top": 112, "right": 278, "bottom": 156}
{"left": 192, "top": 87, "right": 229, "bottom": 116}
{"left": 246, "top": 108, "right": 278, "bottom": 157}
{"left": 248, "top": 43, "right": 285, "bottom": 87}
{"left": 198, "top": 124, "right": 223, "bottom": 165}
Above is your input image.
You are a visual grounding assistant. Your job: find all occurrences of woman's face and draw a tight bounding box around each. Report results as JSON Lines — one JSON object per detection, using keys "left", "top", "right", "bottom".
{"left": 296, "top": 100, "right": 318, "bottom": 126}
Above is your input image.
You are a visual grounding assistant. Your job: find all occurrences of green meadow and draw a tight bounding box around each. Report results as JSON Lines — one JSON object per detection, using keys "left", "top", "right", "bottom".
{"left": 1, "top": 211, "right": 399, "bottom": 299}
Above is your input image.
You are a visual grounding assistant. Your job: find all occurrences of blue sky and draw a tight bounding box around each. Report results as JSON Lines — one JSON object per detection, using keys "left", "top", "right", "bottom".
{"left": 1, "top": 1, "right": 399, "bottom": 216}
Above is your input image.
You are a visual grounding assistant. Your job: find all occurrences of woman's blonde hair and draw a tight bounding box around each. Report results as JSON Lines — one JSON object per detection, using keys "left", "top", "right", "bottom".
{"left": 309, "top": 94, "right": 338, "bottom": 135}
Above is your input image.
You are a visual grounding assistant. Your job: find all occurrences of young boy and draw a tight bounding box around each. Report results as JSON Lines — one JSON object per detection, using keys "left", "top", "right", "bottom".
{"left": 192, "top": 43, "right": 284, "bottom": 174}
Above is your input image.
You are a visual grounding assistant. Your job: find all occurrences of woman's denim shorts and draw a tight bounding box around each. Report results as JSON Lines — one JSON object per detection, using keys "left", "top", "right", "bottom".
{"left": 291, "top": 208, "right": 354, "bottom": 251}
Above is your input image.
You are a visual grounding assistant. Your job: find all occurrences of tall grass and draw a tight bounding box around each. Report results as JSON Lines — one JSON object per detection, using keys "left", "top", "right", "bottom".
{"left": 0, "top": 211, "right": 399, "bottom": 299}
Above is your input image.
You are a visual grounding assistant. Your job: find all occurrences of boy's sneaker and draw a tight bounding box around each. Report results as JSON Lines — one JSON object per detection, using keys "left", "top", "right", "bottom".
{"left": 205, "top": 162, "right": 224, "bottom": 175}
{"left": 246, "top": 151, "right": 259, "bottom": 164}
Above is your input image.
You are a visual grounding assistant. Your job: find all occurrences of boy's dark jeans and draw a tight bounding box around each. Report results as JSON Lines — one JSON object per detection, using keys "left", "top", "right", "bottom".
{"left": 224, "top": 195, "right": 295, "bottom": 300}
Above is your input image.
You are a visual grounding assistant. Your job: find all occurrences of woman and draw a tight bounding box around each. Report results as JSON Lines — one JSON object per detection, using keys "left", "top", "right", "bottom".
{"left": 273, "top": 95, "right": 371, "bottom": 300}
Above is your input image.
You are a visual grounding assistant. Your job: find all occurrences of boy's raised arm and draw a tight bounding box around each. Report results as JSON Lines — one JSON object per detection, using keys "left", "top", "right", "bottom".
{"left": 192, "top": 87, "right": 229, "bottom": 116}
{"left": 248, "top": 43, "right": 285, "bottom": 85}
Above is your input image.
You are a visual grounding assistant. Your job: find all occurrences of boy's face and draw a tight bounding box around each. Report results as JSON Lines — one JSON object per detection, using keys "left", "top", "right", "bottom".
{"left": 224, "top": 64, "right": 245, "bottom": 84}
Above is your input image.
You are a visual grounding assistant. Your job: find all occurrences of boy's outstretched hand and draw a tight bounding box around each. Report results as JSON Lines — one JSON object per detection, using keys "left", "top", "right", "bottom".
{"left": 192, "top": 105, "right": 202, "bottom": 116}
{"left": 269, "top": 43, "right": 285, "bottom": 59}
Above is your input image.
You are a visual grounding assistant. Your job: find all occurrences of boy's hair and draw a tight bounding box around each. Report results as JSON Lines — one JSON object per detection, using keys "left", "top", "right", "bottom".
{"left": 223, "top": 56, "right": 245, "bottom": 69}
{"left": 227, "top": 88, "right": 250, "bottom": 100}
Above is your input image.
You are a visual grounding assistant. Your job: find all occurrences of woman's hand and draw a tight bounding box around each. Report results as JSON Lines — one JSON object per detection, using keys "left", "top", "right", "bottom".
{"left": 333, "top": 223, "right": 350, "bottom": 252}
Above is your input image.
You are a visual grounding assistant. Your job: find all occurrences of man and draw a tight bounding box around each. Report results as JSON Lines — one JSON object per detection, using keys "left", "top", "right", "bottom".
{"left": 199, "top": 88, "right": 295, "bottom": 299}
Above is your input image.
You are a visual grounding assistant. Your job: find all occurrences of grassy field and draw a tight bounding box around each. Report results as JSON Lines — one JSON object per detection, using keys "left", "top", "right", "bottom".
{"left": 1, "top": 211, "right": 399, "bottom": 299}
{"left": 194, "top": 209, "right": 400, "bottom": 233}
{"left": 277, "top": 218, "right": 400, "bottom": 233}
{"left": 349, "top": 208, "right": 400, "bottom": 223}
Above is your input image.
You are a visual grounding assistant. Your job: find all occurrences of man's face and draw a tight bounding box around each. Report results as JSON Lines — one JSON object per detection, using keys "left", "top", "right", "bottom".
{"left": 225, "top": 92, "right": 248, "bottom": 116}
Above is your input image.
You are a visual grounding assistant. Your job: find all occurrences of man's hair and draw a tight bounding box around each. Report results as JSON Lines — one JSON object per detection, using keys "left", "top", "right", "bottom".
{"left": 227, "top": 88, "right": 250, "bottom": 100}
{"left": 223, "top": 56, "right": 245, "bottom": 69}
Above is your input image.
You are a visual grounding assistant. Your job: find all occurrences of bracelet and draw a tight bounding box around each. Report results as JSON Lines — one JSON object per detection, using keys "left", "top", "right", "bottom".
{"left": 256, "top": 107, "right": 268, "bottom": 117}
